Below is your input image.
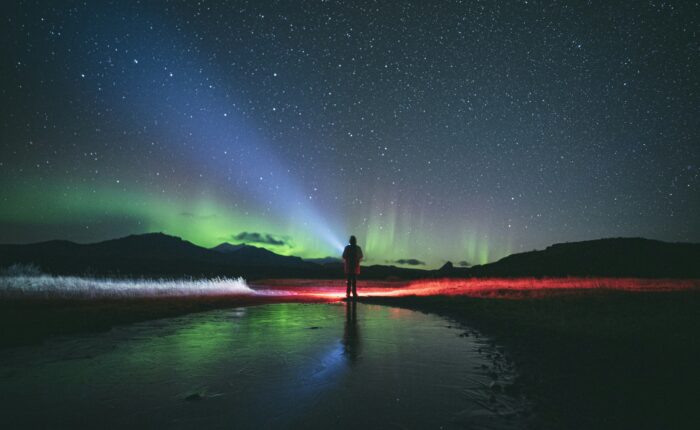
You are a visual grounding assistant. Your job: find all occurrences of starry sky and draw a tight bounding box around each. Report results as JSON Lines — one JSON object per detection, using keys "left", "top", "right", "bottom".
{"left": 1, "top": 0, "right": 699, "bottom": 268}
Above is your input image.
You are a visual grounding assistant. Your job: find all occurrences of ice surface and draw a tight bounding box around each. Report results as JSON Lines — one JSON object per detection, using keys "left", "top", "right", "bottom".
{"left": 0, "top": 303, "right": 528, "bottom": 429}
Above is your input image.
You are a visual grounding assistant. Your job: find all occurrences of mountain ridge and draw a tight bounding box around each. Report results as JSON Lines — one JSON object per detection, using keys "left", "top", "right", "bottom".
{"left": 0, "top": 233, "right": 698, "bottom": 279}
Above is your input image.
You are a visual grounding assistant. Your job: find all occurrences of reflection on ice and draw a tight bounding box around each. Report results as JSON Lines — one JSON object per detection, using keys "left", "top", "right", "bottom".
{"left": 343, "top": 300, "right": 361, "bottom": 364}
{"left": 0, "top": 303, "right": 528, "bottom": 429}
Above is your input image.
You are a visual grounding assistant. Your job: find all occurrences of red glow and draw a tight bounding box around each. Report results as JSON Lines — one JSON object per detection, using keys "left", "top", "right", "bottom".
{"left": 252, "top": 278, "right": 700, "bottom": 301}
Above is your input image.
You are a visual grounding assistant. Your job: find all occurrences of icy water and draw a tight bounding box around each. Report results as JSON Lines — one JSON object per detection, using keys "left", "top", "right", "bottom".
{"left": 0, "top": 302, "right": 527, "bottom": 429}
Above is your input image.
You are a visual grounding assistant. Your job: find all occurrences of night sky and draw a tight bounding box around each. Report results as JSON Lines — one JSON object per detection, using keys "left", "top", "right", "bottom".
{"left": 1, "top": 1, "right": 698, "bottom": 267}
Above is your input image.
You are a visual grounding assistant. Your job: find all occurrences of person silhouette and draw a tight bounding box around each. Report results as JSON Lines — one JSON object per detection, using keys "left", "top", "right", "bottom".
{"left": 342, "top": 235, "right": 363, "bottom": 298}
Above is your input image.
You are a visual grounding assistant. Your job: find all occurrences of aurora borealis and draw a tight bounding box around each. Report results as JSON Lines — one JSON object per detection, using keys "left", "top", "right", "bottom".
{"left": 2, "top": 1, "right": 698, "bottom": 268}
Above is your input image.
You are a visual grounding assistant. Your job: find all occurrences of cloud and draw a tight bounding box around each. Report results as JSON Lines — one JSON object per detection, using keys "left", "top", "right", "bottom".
{"left": 392, "top": 258, "right": 426, "bottom": 266}
{"left": 457, "top": 260, "right": 471, "bottom": 267}
{"left": 232, "top": 231, "right": 290, "bottom": 246}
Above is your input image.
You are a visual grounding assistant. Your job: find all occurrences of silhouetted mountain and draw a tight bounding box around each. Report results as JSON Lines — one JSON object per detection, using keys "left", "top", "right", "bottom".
{"left": 224, "top": 244, "right": 307, "bottom": 268}
{"left": 439, "top": 261, "right": 454, "bottom": 271}
{"left": 211, "top": 242, "right": 305, "bottom": 267}
{"left": 210, "top": 242, "right": 247, "bottom": 253}
{"left": 434, "top": 261, "right": 470, "bottom": 277}
{"left": 0, "top": 233, "right": 222, "bottom": 277}
{"left": 303, "top": 256, "right": 342, "bottom": 265}
{"left": 469, "top": 238, "right": 700, "bottom": 278}
{"left": 0, "top": 234, "right": 697, "bottom": 279}
{"left": 0, "top": 233, "right": 316, "bottom": 278}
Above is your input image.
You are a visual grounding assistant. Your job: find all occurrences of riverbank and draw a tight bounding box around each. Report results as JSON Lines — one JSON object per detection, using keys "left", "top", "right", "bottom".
{"left": 359, "top": 290, "right": 700, "bottom": 429}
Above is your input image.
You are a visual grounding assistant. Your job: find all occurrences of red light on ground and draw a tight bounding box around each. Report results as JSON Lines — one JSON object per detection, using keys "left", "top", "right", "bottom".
{"left": 251, "top": 278, "right": 700, "bottom": 301}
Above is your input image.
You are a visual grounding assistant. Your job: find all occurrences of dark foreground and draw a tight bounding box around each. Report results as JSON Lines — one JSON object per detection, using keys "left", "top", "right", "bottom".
{"left": 2, "top": 285, "right": 699, "bottom": 429}
{"left": 360, "top": 290, "right": 700, "bottom": 430}
{"left": 1, "top": 302, "right": 527, "bottom": 429}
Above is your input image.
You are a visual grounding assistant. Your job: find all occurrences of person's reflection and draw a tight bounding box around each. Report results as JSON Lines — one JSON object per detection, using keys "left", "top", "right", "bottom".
{"left": 342, "top": 300, "right": 361, "bottom": 364}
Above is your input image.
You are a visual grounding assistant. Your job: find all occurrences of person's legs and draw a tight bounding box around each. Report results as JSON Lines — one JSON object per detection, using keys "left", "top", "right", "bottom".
{"left": 346, "top": 275, "right": 352, "bottom": 297}
{"left": 351, "top": 274, "right": 357, "bottom": 298}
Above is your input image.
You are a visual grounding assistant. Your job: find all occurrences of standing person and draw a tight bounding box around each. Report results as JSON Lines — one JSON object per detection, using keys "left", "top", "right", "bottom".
{"left": 342, "top": 235, "right": 363, "bottom": 299}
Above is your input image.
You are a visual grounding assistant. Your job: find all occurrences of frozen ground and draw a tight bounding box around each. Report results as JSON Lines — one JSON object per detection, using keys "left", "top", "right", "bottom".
{"left": 0, "top": 302, "right": 528, "bottom": 429}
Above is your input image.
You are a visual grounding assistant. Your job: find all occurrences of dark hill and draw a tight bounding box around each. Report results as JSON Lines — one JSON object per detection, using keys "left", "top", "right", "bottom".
{"left": 0, "top": 233, "right": 229, "bottom": 277}
{"left": 211, "top": 242, "right": 305, "bottom": 267}
{"left": 221, "top": 245, "right": 307, "bottom": 268}
{"left": 0, "top": 234, "right": 444, "bottom": 279}
{"left": 303, "top": 256, "right": 343, "bottom": 265}
{"left": 210, "top": 242, "right": 247, "bottom": 253}
{"left": 0, "top": 234, "right": 698, "bottom": 279}
{"left": 469, "top": 237, "right": 700, "bottom": 278}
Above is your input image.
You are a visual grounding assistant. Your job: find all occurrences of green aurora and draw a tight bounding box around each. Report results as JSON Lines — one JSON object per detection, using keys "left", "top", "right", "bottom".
{"left": 2, "top": 1, "right": 698, "bottom": 270}
{"left": 0, "top": 180, "right": 507, "bottom": 268}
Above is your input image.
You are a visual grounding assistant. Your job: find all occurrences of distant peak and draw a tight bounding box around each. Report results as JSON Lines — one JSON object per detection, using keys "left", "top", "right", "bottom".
{"left": 120, "top": 232, "right": 184, "bottom": 242}
{"left": 439, "top": 261, "right": 454, "bottom": 271}
{"left": 211, "top": 242, "right": 248, "bottom": 253}
{"left": 303, "top": 256, "right": 342, "bottom": 264}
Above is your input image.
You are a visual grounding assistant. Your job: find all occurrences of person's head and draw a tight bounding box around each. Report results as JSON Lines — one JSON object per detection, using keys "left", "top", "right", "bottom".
{"left": 349, "top": 235, "right": 357, "bottom": 245}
